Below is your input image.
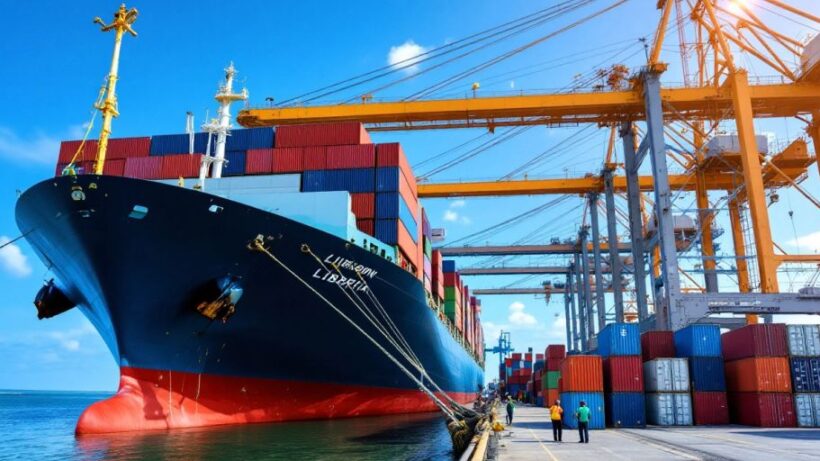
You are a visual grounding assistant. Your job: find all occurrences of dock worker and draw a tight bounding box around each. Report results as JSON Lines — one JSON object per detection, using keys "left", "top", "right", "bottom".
{"left": 506, "top": 398, "right": 515, "bottom": 425}
{"left": 575, "top": 400, "right": 590, "bottom": 443}
{"left": 549, "top": 399, "right": 563, "bottom": 442}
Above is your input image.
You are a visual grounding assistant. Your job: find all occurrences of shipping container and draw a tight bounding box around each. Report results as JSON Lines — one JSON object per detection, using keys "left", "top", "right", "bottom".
{"left": 603, "top": 356, "right": 644, "bottom": 392}
{"left": 271, "top": 147, "right": 303, "bottom": 173}
{"left": 605, "top": 393, "right": 646, "bottom": 428}
{"left": 643, "top": 358, "right": 690, "bottom": 392}
{"left": 275, "top": 122, "right": 371, "bottom": 148}
{"left": 689, "top": 356, "right": 727, "bottom": 392}
{"left": 559, "top": 392, "right": 605, "bottom": 429}
{"left": 641, "top": 331, "right": 676, "bottom": 362}
{"left": 547, "top": 360, "right": 561, "bottom": 372}
{"left": 787, "top": 325, "right": 820, "bottom": 357}
{"left": 301, "top": 169, "right": 376, "bottom": 193}
{"left": 150, "top": 133, "right": 195, "bottom": 156}
{"left": 222, "top": 151, "right": 247, "bottom": 176}
{"left": 245, "top": 148, "right": 273, "bottom": 174}
{"left": 58, "top": 139, "right": 98, "bottom": 163}
{"left": 559, "top": 355, "right": 603, "bottom": 392}
{"left": 226, "top": 127, "right": 274, "bottom": 151}
{"left": 728, "top": 392, "right": 796, "bottom": 427}
{"left": 546, "top": 345, "right": 566, "bottom": 359}
{"left": 597, "top": 323, "right": 640, "bottom": 357}
{"left": 326, "top": 144, "right": 376, "bottom": 169}
{"left": 545, "top": 371, "right": 561, "bottom": 389}
{"left": 375, "top": 142, "right": 416, "bottom": 194}
{"left": 721, "top": 324, "right": 788, "bottom": 361}
{"left": 356, "top": 219, "right": 374, "bottom": 236}
{"left": 546, "top": 389, "right": 560, "bottom": 407}
{"left": 123, "top": 156, "right": 163, "bottom": 179}
{"left": 375, "top": 193, "right": 418, "bottom": 242}
{"left": 512, "top": 353, "right": 523, "bottom": 360}
{"left": 692, "top": 392, "right": 729, "bottom": 425}
{"left": 159, "top": 154, "right": 203, "bottom": 178}
{"left": 107, "top": 137, "right": 151, "bottom": 159}
{"left": 421, "top": 207, "right": 431, "bottom": 239}
{"left": 794, "top": 393, "right": 820, "bottom": 427}
{"left": 350, "top": 193, "right": 375, "bottom": 219}
{"left": 725, "top": 357, "right": 792, "bottom": 392}
{"left": 302, "top": 146, "right": 328, "bottom": 170}
{"left": 674, "top": 324, "right": 722, "bottom": 358}
{"left": 103, "top": 159, "right": 126, "bottom": 176}
{"left": 375, "top": 167, "right": 418, "bottom": 217}
{"left": 646, "top": 393, "right": 693, "bottom": 426}
{"left": 790, "top": 357, "right": 820, "bottom": 392}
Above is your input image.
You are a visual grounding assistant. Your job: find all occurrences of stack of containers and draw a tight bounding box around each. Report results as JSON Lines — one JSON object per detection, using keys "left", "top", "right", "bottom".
{"left": 534, "top": 356, "right": 545, "bottom": 407}
{"left": 722, "top": 324, "right": 796, "bottom": 427}
{"left": 57, "top": 137, "right": 154, "bottom": 177}
{"left": 675, "top": 325, "right": 729, "bottom": 425}
{"left": 641, "top": 331, "right": 676, "bottom": 363}
{"left": 560, "top": 355, "right": 605, "bottom": 429}
{"left": 421, "top": 210, "right": 433, "bottom": 296}
{"left": 543, "top": 345, "right": 565, "bottom": 407}
{"left": 599, "top": 323, "right": 645, "bottom": 427}
{"left": 431, "top": 250, "right": 445, "bottom": 304}
{"left": 788, "top": 325, "right": 820, "bottom": 427}
{"left": 442, "top": 261, "right": 462, "bottom": 329}
{"left": 644, "top": 357, "right": 692, "bottom": 426}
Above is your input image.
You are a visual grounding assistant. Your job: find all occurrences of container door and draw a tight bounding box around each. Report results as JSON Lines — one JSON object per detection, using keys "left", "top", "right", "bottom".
{"left": 674, "top": 393, "right": 693, "bottom": 426}
{"left": 795, "top": 394, "right": 814, "bottom": 427}
{"left": 805, "top": 326, "right": 820, "bottom": 356}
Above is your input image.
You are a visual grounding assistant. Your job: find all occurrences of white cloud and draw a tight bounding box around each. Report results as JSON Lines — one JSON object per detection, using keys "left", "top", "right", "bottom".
{"left": 786, "top": 231, "right": 820, "bottom": 253}
{"left": 442, "top": 200, "right": 470, "bottom": 224}
{"left": 47, "top": 322, "right": 97, "bottom": 353}
{"left": 0, "top": 126, "right": 63, "bottom": 165}
{"left": 387, "top": 40, "right": 428, "bottom": 74}
{"left": 443, "top": 209, "right": 459, "bottom": 222}
{"left": 450, "top": 200, "right": 466, "bottom": 208}
{"left": 0, "top": 236, "right": 32, "bottom": 277}
{"left": 508, "top": 301, "right": 537, "bottom": 326}
{"left": 509, "top": 80, "right": 516, "bottom": 89}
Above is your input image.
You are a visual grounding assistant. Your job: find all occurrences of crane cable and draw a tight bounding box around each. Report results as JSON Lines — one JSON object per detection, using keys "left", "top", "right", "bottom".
{"left": 500, "top": 124, "right": 598, "bottom": 180}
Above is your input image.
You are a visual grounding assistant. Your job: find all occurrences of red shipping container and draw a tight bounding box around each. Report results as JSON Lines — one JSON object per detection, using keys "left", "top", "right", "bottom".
{"left": 603, "top": 356, "right": 644, "bottom": 392}
{"left": 160, "top": 154, "right": 203, "bottom": 178}
{"left": 721, "top": 324, "right": 788, "bottom": 361}
{"left": 375, "top": 143, "right": 416, "bottom": 195}
{"left": 546, "top": 389, "right": 560, "bottom": 407}
{"left": 246, "top": 148, "right": 273, "bottom": 174}
{"left": 103, "top": 159, "right": 126, "bottom": 176}
{"left": 505, "top": 358, "right": 513, "bottom": 367}
{"left": 728, "top": 392, "right": 796, "bottom": 427}
{"left": 546, "top": 345, "right": 566, "bottom": 360}
{"left": 326, "top": 144, "right": 376, "bottom": 169}
{"left": 124, "top": 156, "right": 163, "bottom": 179}
{"left": 557, "top": 377, "right": 563, "bottom": 392}
{"left": 302, "top": 146, "right": 327, "bottom": 170}
{"left": 512, "top": 353, "right": 523, "bottom": 360}
{"left": 435, "top": 280, "right": 444, "bottom": 301}
{"left": 58, "top": 139, "right": 98, "bottom": 163}
{"left": 536, "top": 353, "right": 545, "bottom": 362}
{"left": 271, "top": 147, "right": 303, "bottom": 173}
{"left": 356, "top": 219, "right": 374, "bottom": 236}
{"left": 275, "top": 122, "right": 372, "bottom": 148}
{"left": 641, "top": 331, "right": 676, "bottom": 362}
{"left": 692, "top": 392, "right": 730, "bottom": 425}
{"left": 546, "top": 360, "right": 561, "bottom": 371}
{"left": 443, "top": 272, "right": 459, "bottom": 286}
{"left": 107, "top": 137, "right": 151, "bottom": 159}
{"left": 724, "top": 357, "right": 792, "bottom": 392}
{"left": 525, "top": 353, "right": 533, "bottom": 362}
{"left": 559, "top": 355, "right": 603, "bottom": 392}
{"left": 351, "top": 193, "right": 375, "bottom": 219}
{"left": 396, "top": 223, "right": 418, "bottom": 270}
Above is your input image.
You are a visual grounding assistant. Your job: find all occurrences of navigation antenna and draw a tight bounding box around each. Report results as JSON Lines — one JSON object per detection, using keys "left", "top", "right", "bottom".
{"left": 92, "top": 4, "right": 138, "bottom": 175}
{"left": 199, "top": 63, "right": 249, "bottom": 187}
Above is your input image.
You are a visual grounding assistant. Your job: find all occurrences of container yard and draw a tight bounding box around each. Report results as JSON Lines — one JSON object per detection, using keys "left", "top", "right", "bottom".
{"left": 3, "top": 1, "right": 820, "bottom": 460}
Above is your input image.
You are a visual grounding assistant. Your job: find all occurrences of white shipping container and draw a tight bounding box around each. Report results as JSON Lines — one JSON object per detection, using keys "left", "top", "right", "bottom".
{"left": 705, "top": 135, "right": 769, "bottom": 157}
{"left": 644, "top": 358, "right": 690, "bottom": 392}
{"left": 787, "top": 325, "right": 820, "bottom": 357}
{"left": 801, "top": 33, "right": 820, "bottom": 73}
{"left": 646, "top": 393, "right": 693, "bottom": 426}
{"left": 795, "top": 393, "right": 820, "bottom": 428}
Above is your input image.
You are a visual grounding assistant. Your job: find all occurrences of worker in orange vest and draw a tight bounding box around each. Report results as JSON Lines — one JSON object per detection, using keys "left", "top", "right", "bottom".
{"left": 549, "top": 399, "right": 563, "bottom": 442}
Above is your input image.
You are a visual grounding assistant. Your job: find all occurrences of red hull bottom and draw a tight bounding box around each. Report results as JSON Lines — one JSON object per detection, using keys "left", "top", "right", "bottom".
{"left": 76, "top": 367, "right": 476, "bottom": 434}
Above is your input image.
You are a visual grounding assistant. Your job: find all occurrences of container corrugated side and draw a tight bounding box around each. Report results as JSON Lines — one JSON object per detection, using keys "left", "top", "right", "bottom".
{"left": 721, "top": 324, "right": 788, "bottom": 360}
{"left": 790, "top": 357, "right": 820, "bottom": 392}
{"left": 546, "top": 345, "right": 566, "bottom": 359}
{"left": 728, "top": 392, "right": 796, "bottom": 427}
{"left": 597, "top": 323, "right": 640, "bottom": 357}
{"left": 641, "top": 331, "right": 676, "bottom": 362}
{"left": 103, "top": 159, "right": 126, "bottom": 176}
{"left": 355, "top": 219, "right": 374, "bottom": 236}
{"left": 375, "top": 143, "right": 416, "bottom": 195}
{"left": 559, "top": 392, "right": 605, "bottom": 429}
{"left": 223, "top": 151, "right": 246, "bottom": 176}
{"left": 58, "top": 139, "right": 99, "bottom": 163}
{"left": 674, "top": 324, "right": 722, "bottom": 357}
{"left": 724, "top": 357, "right": 792, "bottom": 392}
{"left": 271, "top": 147, "right": 303, "bottom": 173}
{"left": 275, "top": 122, "right": 371, "bottom": 148}
{"left": 442, "top": 260, "right": 456, "bottom": 273}
{"left": 326, "top": 144, "right": 376, "bottom": 169}
{"left": 160, "top": 154, "right": 203, "bottom": 178}
{"left": 301, "top": 169, "right": 376, "bottom": 193}
{"left": 692, "top": 392, "right": 729, "bottom": 425}
{"left": 645, "top": 393, "right": 692, "bottom": 426}
{"left": 375, "top": 167, "right": 418, "bottom": 218}
{"left": 559, "top": 355, "right": 603, "bottom": 392}
{"left": 375, "top": 192, "right": 418, "bottom": 242}
{"left": 226, "top": 127, "right": 274, "bottom": 151}
{"left": 605, "top": 393, "right": 645, "bottom": 428}
{"left": 302, "top": 146, "right": 327, "bottom": 170}
{"left": 245, "top": 148, "right": 273, "bottom": 174}
{"left": 149, "top": 133, "right": 191, "bottom": 156}
{"left": 123, "top": 157, "right": 163, "bottom": 179}
{"left": 788, "top": 325, "right": 820, "bottom": 357}
{"left": 603, "top": 356, "right": 643, "bottom": 392}
{"left": 643, "top": 358, "right": 690, "bottom": 392}
{"left": 689, "top": 357, "right": 727, "bottom": 392}
{"left": 107, "top": 137, "right": 151, "bottom": 159}
{"left": 794, "top": 393, "right": 820, "bottom": 427}
{"left": 545, "top": 371, "right": 560, "bottom": 389}
{"left": 350, "top": 193, "right": 375, "bottom": 219}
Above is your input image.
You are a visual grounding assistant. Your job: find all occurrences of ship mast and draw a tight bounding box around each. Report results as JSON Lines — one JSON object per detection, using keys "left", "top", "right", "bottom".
{"left": 200, "top": 64, "right": 248, "bottom": 184}
{"left": 92, "top": 4, "right": 138, "bottom": 175}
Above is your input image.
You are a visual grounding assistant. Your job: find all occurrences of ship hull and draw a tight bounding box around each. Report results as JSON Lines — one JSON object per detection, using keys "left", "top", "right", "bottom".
{"left": 16, "top": 175, "right": 483, "bottom": 434}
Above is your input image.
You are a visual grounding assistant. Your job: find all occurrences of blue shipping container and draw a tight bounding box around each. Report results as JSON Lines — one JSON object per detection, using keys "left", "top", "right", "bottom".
{"left": 150, "top": 133, "right": 190, "bottom": 156}
{"left": 301, "top": 169, "right": 376, "bottom": 193}
{"left": 597, "top": 323, "right": 641, "bottom": 357}
{"left": 375, "top": 193, "right": 418, "bottom": 243}
{"left": 375, "top": 167, "right": 413, "bottom": 192}
{"left": 605, "top": 393, "right": 646, "bottom": 428}
{"left": 791, "top": 357, "right": 820, "bottom": 392}
{"left": 226, "top": 127, "right": 275, "bottom": 151}
{"left": 222, "top": 151, "right": 246, "bottom": 176}
{"left": 689, "top": 357, "right": 726, "bottom": 391}
{"left": 560, "top": 392, "right": 605, "bottom": 429}
{"left": 442, "top": 260, "right": 456, "bottom": 273}
{"left": 674, "top": 324, "right": 722, "bottom": 357}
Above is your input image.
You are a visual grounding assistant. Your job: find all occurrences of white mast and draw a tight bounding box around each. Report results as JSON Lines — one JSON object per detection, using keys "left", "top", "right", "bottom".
{"left": 198, "top": 63, "right": 248, "bottom": 187}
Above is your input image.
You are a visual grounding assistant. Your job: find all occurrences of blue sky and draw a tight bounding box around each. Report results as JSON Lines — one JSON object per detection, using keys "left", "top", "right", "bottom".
{"left": 0, "top": 0, "right": 818, "bottom": 390}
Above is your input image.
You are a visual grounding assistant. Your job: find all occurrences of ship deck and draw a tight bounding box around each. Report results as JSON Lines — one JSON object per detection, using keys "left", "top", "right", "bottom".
{"left": 493, "top": 405, "right": 820, "bottom": 461}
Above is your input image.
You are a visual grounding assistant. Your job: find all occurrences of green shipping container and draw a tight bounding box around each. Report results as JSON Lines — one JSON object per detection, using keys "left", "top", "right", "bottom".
{"left": 423, "top": 236, "right": 433, "bottom": 259}
{"left": 545, "top": 371, "right": 561, "bottom": 389}
{"left": 444, "top": 286, "right": 461, "bottom": 301}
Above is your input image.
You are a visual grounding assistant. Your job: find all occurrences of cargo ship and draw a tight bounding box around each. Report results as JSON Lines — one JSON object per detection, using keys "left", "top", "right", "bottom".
{"left": 15, "top": 62, "right": 484, "bottom": 434}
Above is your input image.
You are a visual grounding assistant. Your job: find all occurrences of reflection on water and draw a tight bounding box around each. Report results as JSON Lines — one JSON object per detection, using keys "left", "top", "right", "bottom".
{"left": 1, "top": 392, "right": 455, "bottom": 461}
